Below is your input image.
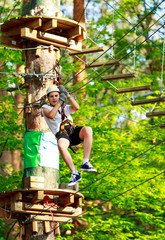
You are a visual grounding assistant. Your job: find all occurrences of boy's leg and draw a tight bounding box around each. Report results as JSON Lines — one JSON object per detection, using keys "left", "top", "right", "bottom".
{"left": 79, "top": 126, "right": 97, "bottom": 172}
{"left": 79, "top": 126, "right": 93, "bottom": 159}
{"left": 58, "top": 137, "right": 81, "bottom": 186}
{"left": 58, "top": 138, "right": 76, "bottom": 172}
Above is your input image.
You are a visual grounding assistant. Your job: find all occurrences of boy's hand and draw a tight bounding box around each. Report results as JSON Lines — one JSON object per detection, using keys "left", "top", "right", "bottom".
{"left": 58, "top": 93, "right": 67, "bottom": 105}
{"left": 58, "top": 85, "right": 68, "bottom": 96}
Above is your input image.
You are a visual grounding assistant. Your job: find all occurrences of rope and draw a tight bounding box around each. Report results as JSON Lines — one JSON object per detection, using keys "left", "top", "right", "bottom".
{"left": 65, "top": 0, "right": 165, "bottom": 86}
{"left": 142, "top": 0, "right": 165, "bottom": 22}
{"left": 103, "top": 0, "right": 165, "bottom": 53}
{"left": 43, "top": 195, "right": 59, "bottom": 230}
{"left": 160, "top": 26, "right": 165, "bottom": 96}
{"left": 55, "top": 169, "right": 165, "bottom": 231}
{"left": 71, "top": 23, "right": 164, "bottom": 94}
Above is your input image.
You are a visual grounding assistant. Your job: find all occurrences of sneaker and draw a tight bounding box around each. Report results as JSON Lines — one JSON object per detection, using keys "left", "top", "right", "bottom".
{"left": 80, "top": 162, "right": 97, "bottom": 172}
{"left": 68, "top": 173, "right": 82, "bottom": 186}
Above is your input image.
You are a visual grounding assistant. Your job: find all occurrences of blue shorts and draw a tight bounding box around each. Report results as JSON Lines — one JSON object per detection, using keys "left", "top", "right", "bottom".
{"left": 56, "top": 126, "right": 83, "bottom": 146}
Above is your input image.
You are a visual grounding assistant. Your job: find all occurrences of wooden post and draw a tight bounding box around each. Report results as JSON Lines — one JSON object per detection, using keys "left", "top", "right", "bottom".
{"left": 21, "top": 0, "right": 60, "bottom": 239}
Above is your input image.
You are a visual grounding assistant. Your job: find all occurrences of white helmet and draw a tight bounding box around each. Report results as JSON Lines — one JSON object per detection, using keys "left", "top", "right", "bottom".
{"left": 47, "top": 85, "right": 60, "bottom": 95}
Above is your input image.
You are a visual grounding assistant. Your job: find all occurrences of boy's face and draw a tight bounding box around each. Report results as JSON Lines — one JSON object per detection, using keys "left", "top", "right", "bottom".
{"left": 48, "top": 91, "right": 60, "bottom": 106}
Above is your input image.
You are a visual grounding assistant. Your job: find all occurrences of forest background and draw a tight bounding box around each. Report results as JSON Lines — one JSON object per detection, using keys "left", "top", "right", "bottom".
{"left": 0, "top": 0, "right": 165, "bottom": 239}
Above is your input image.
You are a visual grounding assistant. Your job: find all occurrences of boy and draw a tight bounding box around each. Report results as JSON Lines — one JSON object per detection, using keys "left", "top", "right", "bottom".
{"left": 41, "top": 85, "right": 97, "bottom": 186}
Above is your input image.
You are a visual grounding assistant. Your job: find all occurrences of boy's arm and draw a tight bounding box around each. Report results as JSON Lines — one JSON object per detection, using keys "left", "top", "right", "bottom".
{"left": 42, "top": 103, "right": 61, "bottom": 119}
{"left": 67, "top": 94, "right": 79, "bottom": 113}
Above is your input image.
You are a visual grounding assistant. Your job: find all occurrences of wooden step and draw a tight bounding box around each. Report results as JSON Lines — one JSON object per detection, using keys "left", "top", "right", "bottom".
{"left": 146, "top": 111, "right": 165, "bottom": 118}
{"left": 69, "top": 46, "right": 105, "bottom": 56}
{"left": 86, "top": 60, "right": 120, "bottom": 68}
{"left": 116, "top": 85, "right": 151, "bottom": 94}
{"left": 101, "top": 73, "right": 136, "bottom": 81}
{"left": 131, "top": 97, "right": 165, "bottom": 106}
{"left": 160, "top": 124, "right": 165, "bottom": 128}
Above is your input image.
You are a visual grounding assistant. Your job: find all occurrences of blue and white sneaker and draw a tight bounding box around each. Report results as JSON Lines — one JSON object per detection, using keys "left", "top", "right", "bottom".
{"left": 68, "top": 173, "right": 82, "bottom": 186}
{"left": 80, "top": 162, "right": 97, "bottom": 172}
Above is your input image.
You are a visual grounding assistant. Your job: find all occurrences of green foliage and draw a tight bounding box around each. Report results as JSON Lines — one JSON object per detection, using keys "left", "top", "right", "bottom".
{"left": 0, "top": 0, "right": 165, "bottom": 239}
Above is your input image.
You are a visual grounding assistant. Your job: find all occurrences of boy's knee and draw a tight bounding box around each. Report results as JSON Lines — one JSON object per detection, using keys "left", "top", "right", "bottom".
{"left": 82, "top": 126, "right": 93, "bottom": 136}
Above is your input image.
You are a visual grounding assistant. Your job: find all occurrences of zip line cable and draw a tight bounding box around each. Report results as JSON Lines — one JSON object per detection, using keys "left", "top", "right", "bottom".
{"left": 54, "top": 138, "right": 165, "bottom": 209}
{"left": 18, "top": 137, "right": 165, "bottom": 229}
{"left": 70, "top": 24, "right": 164, "bottom": 94}
{"left": 55, "top": 169, "right": 165, "bottom": 231}
{"left": 65, "top": 0, "right": 165, "bottom": 85}
{"left": 77, "top": 13, "right": 165, "bottom": 91}
{"left": 42, "top": 0, "right": 92, "bottom": 76}
{"left": 160, "top": 26, "right": 165, "bottom": 96}
{"left": 1, "top": 1, "right": 164, "bottom": 89}
{"left": 103, "top": 0, "right": 165, "bottom": 53}
{"left": 142, "top": 0, "right": 165, "bottom": 22}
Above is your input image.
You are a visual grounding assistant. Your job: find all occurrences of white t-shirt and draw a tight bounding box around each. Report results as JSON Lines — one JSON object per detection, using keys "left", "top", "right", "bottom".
{"left": 41, "top": 104, "right": 73, "bottom": 135}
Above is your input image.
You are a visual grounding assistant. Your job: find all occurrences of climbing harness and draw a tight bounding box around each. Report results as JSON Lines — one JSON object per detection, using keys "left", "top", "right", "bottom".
{"left": 56, "top": 62, "right": 77, "bottom": 153}
{"left": 59, "top": 118, "right": 76, "bottom": 136}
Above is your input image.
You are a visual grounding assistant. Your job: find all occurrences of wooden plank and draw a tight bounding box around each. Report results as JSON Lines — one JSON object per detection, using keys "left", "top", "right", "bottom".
{"left": 29, "top": 214, "right": 72, "bottom": 223}
{"left": 86, "top": 60, "right": 120, "bottom": 68}
{"left": 31, "top": 190, "right": 44, "bottom": 203}
{"left": 2, "top": 19, "right": 42, "bottom": 38}
{"left": 59, "top": 194, "right": 74, "bottom": 206}
{"left": 1, "top": 36, "right": 22, "bottom": 49}
{"left": 25, "top": 176, "right": 45, "bottom": 183}
{"left": 101, "top": 73, "right": 136, "bottom": 81}
{"left": 59, "top": 182, "right": 79, "bottom": 191}
{"left": 11, "top": 202, "right": 23, "bottom": 212}
{"left": 44, "top": 221, "right": 50, "bottom": 233}
{"left": 20, "top": 27, "right": 82, "bottom": 52}
{"left": 131, "top": 97, "right": 165, "bottom": 106}
{"left": 55, "top": 222, "right": 60, "bottom": 235}
{"left": 12, "top": 192, "right": 22, "bottom": 202}
{"left": 69, "top": 46, "right": 105, "bottom": 56}
{"left": 32, "top": 221, "right": 38, "bottom": 233}
{"left": 3, "top": 28, "right": 20, "bottom": 37}
{"left": 146, "top": 111, "right": 165, "bottom": 118}
{"left": 116, "top": 85, "right": 151, "bottom": 94}
{"left": 66, "top": 26, "right": 81, "bottom": 39}
{"left": 73, "top": 197, "right": 83, "bottom": 208}
{"left": 160, "top": 124, "right": 165, "bottom": 128}
{"left": 0, "top": 188, "right": 84, "bottom": 199}
{"left": 12, "top": 205, "right": 82, "bottom": 218}
{"left": 24, "top": 182, "right": 45, "bottom": 189}
{"left": 24, "top": 203, "right": 75, "bottom": 213}
{"left": 26, "top": 18, "right": 42, "bottom": 29}
{"left": 38, "top": 31, "right": 69, "bottom": 45}
{"left": 41, "top": 19, "right": 57, "bottom": 31}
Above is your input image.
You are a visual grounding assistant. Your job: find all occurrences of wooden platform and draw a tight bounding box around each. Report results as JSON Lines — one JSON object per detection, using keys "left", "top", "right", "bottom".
{"left": 160, "top": 124, "right": 165, "bottom": 128}
{"left": 1, "top": 16, "right": 86, "bottom": 51}
{"left": 0, "top": 188, "right": 84, "bottom": 222}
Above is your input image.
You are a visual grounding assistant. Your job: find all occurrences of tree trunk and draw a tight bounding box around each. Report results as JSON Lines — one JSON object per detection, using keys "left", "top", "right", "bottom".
{"left": 21, "top": 1, "right": 61, "bottom": 239}
{"left": 73, "top": 0, "right": 87, "bottom": 87}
